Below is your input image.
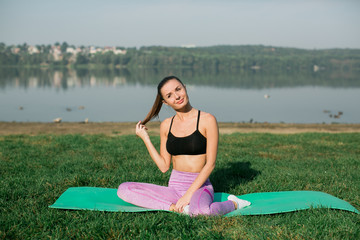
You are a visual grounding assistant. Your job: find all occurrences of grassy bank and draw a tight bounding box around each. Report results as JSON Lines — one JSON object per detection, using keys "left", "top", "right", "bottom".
{"left": 1, "top": 122, "right": 360, "bottom": 136}
{"left": 1, "top": 133, "right": 359, "bottom": 239}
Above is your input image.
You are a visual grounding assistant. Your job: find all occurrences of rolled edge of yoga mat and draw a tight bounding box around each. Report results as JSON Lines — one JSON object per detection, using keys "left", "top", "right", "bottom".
{"left": 218, "top": 191, "right": 360, "bottom": 216}
{"left": 49, "top": 187, "right": 359, "bottom": 216}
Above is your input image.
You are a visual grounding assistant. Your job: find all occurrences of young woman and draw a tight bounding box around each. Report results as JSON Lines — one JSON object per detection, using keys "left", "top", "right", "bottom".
{"left": 117, "top": 76, "right": 250, "bottom": 216}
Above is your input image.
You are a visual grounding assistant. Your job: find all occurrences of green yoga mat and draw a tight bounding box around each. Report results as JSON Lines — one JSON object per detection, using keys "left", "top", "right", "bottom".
{"left": 49, "top": 187, "right": 359, "bottom": 216}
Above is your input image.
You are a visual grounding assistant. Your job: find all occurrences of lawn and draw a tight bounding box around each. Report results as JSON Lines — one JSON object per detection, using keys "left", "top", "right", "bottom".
{"left": 1, "top": 133, "right": 359, "bottom": 239}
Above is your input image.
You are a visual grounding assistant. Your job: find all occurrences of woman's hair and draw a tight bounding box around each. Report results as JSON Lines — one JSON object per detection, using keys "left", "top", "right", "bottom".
{"left": 142, "top": 76, "right": 184, "bottom": 125}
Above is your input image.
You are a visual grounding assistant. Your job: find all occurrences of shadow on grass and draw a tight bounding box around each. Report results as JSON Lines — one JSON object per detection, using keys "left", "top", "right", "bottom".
{"left": 211, "top": 161, "right": 260, "bottom": 192}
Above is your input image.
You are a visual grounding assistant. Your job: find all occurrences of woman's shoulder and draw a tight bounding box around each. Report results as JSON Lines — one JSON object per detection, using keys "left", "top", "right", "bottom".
{"left": 198, "top": 111, "right": 218, "bottom": 137}
{"left": 161, "top": 116, "right": 173, "bottom": 125}
{"left": 199, "top": 110, "right": 217, "bottom": 127}
{"left": 160, "top": 116, "right": 173, "bottom": 132}
{"left": 200, "top": 110, "right": 217, "bottom": 122}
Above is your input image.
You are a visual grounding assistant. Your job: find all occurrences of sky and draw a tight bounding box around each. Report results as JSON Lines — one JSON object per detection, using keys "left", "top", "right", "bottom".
{"left": 0, "top": 0, "right": 359, "bottom": 49}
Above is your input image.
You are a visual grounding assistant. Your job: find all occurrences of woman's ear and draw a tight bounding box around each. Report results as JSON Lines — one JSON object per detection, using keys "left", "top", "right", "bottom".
{"left": 162, "top": 99, "right": 168, "bottom": 106}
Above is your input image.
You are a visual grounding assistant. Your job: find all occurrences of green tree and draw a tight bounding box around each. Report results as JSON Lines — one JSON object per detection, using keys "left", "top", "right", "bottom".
{"left": 0, "top": 42, "right": 5, "bottom": 52}
{"left": 76, "top": 54, "right": 89, "bottom": 64}
{"left": 61, "top": 42, "right": 69, "bottom": 53}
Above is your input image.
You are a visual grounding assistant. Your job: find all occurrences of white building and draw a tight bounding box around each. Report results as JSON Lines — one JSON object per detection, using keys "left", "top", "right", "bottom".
{"left": 51, "top": 46, "right": 62, "bottom": 61}
{"left": 28, "top": 46, "right": 40, "bottom": 54}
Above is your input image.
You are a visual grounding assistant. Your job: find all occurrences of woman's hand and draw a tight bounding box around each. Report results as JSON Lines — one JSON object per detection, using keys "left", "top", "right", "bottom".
{"left": 135, "top": 121, "right": 149, "bottom": 140}
{"left": 174, "top": 193, "right": 192, "bottom": 213}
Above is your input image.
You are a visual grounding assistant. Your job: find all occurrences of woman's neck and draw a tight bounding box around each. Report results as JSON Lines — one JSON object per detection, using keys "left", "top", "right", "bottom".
{"left": 175, "top": 105, "right": 196, "bottom": 121}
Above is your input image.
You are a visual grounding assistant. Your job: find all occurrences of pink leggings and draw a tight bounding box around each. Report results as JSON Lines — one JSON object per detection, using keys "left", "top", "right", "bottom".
{"left": 117, "top": 169, "right": 235, "bottom": 216}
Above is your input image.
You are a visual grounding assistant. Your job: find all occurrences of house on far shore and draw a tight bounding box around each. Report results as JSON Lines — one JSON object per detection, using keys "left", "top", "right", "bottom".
{"left": 51, "top": 46, "right": 62, "bottom": 61}
{"left": 103, "top": 46, "right": 127, "bottom": 55}
{"left": 28, "top": 46, "right": 40, "bottom": 54}
{"left": 90, "top": 46, "right": 103, "bottom": 55}
{"left": 181, "top": 44, "right": 196, "bottom": 48}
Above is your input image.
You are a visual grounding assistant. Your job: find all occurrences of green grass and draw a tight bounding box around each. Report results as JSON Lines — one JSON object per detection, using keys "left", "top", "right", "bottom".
{"left": 1, "top": 133, "right": 359, "bottom": 239}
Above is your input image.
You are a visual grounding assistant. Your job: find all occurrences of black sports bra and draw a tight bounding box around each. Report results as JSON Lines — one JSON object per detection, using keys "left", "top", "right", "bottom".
{"left": 166, "top": 110, "right": 207, "bottom": 156}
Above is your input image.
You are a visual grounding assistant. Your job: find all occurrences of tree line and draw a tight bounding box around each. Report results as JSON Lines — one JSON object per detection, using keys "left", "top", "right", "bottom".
{"left": 1, "top": 42, "right": 360, "bottom": 73}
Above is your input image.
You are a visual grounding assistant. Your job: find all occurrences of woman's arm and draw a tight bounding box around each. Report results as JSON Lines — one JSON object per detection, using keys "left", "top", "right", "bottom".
{"left": 174, "top": 113, "right": 219, "bottom": 212}
{"left": 136, "top": 120, "right": 172, "bottom": 173}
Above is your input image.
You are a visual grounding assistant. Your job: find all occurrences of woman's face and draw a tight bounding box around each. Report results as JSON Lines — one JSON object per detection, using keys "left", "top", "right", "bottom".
{"left": 160, "top": 79, "right": 188, "bottom": 109}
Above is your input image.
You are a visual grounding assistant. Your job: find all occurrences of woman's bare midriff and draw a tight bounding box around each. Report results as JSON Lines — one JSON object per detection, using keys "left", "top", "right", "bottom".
{"left": 172, "top": 154, "right": 206, "bottom": 173}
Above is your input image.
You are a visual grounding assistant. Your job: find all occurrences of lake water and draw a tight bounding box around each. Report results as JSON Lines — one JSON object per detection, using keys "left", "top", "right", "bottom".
{"left": 0, "top": 68, "right": 359, "bottom": 123}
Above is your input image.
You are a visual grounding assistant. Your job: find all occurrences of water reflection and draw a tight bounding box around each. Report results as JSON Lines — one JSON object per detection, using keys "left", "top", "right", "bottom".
{"left": 1, "top": 67, "right": 359, "bottom": 123}
{"left": 1, "top": 67, "right": 359, "bottom": 90}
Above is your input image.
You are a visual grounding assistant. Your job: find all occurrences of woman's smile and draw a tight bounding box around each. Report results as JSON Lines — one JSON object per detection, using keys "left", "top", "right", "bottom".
{"left": 177, "top": 99, "right": 184, "bottom": 104}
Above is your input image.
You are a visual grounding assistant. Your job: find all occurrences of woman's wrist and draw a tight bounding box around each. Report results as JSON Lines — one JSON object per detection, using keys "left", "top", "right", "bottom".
{"left": 142, "top": 134, "right": 150, "bottom": 142}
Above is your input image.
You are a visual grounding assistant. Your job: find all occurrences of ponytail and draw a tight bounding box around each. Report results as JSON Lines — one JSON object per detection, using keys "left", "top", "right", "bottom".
{"left": 141, "top": 76, "right": 184, "bottom": 125}
{"left": 142, "top": 93, "right": 163, "bottom": 125}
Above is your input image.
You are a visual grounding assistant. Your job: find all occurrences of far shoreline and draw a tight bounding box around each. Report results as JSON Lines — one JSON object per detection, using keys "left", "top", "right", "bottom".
{"left": 1, "top": 121, "right": 360, "bottom": 136}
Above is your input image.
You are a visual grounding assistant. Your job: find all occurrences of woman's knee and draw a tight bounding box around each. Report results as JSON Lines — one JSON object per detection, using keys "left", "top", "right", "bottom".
{"left": 188, "top": 187, "right": 214, "bottom": 216}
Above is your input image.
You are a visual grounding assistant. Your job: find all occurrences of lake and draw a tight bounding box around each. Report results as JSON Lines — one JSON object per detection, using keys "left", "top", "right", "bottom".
{"left": 0, "top": 68, "right": 359, "bottom": 123}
